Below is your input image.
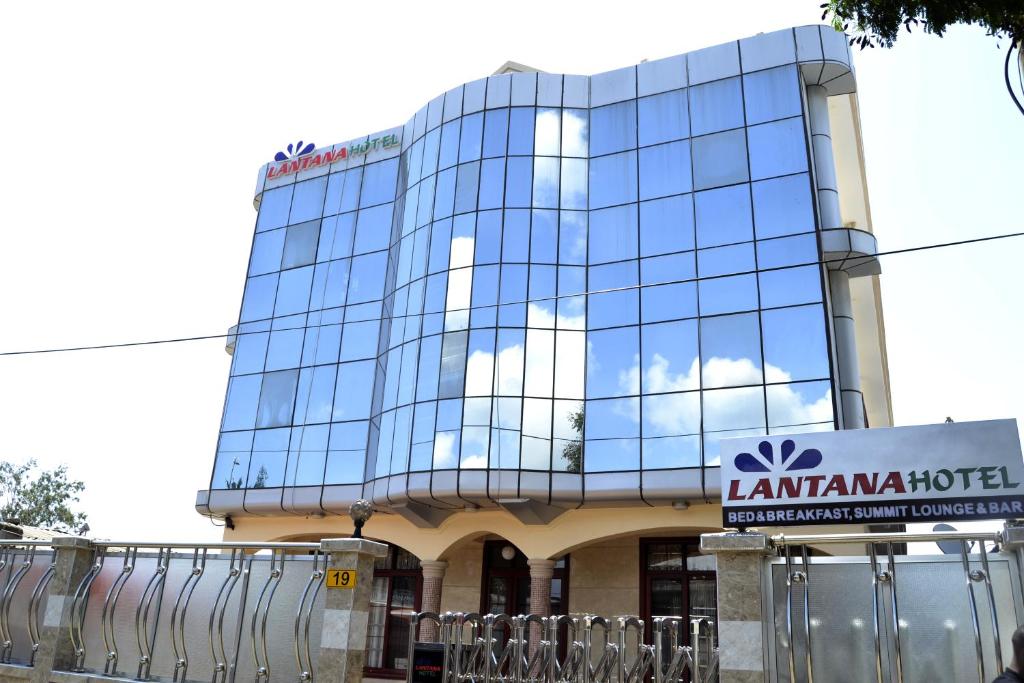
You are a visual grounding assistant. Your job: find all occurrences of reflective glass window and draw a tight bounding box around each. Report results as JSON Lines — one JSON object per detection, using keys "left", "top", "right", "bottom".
{"left": 422, "top": 128, "right": 441, "bottom": 177}
{"left": 507, "top": 107, "right": 535, "bottom": 155}
{"left": 256, "top": 369, "right": 299, "bottom": 428}
{"left": 762, "top": 304, "right": 830, "bottom": 381}
{"left": 410, "top": 402, "right": 437, "bottom": 471}
{"left": 642, "top": 281, "right": 697, "bottom": 323}
{"left": 479, "top": 158, "right": 506, "bottom": 210}
{"left": 586, "top": 326, "right": 639, "bottom": 398}
{"left": 747, "top": 117, "right": 807, "bottom": 180}
{"left": 438, "top": 331, "right": 468, "bottom": 399}
{"left": 638, "top": 89, "right": 689, "bottom": 146}
{"left": 743, "top": 65, "right": 802, "bottom": 125}
{"left": 498, "top": 264, "right": 527, "bottom": 327}
{"left": 641, "top": 252, "right": 695, "bottom": 286}
{"left": 531, "top": 210, "right": 558, "bottom": 264}
{"left": 232, "top": 330, "right": 269, "bottom": 376}
{"left": 590, "top": 101, "right": 637, "bottom": 157}
{"left": 638, "top": 140, "right": 692, "bottom": 200}
{"left": 455, "top": 161, "right": 481, "bottom": 214}
{"left": 324, "top": 172, "right": 346, "bottom": 217}
{"left": 450, "top": 215, "right": 476, "bottom": 269}
{"left": 527, "top": 265, "right": 556, "bottom": 328}
{"left": 474, "top": 210, "right": 502, "bottom": 264}
{"left": 554, "top": 330, "right": 585, "bottom": 398}
{"left": 257, "top": 186, "right": 293, "bottom": 232}
{"left": 340, "top": 319, "right": 380, "bottom": 361}
{"left": 465, "top": 330, "right": 496, "bottom": 396}
{"left": 274, "top": 266, "right": 313, "bottom": 317}
{"left": 766, "top": 380, "right": 833, "bottom": 429}
{"left": 691, "top": 128, "right": 749, "bottom": 191}
{"left": 699, "top": 313, "right": 762, "bottom": 388}
{"left": 250, "top": 228, "right": 285, "bottom": 276}
{"left": 589, "top": 205, "right": 638, "bottom": 264}
{"left": 524, "top": 329, "right": 554, "bottom": 397}
{"left": 428, "top": 219, "right": 452, "bottom": 274}
{"left": 294, "top": 365, "right": 336, "bottom": 424}
{"left": 559, "top": 211, "right": 587, "bottom": 265}
{"left": 752, "top": 173, "right": 815, "bottom": 239}
{"left": 222, "top": 374, "right": 261, "bottom": 431}
{"left": 438, "top": 119, "right": 460, "bottom": 170}
{"left": 759, "top": 266, "right": 822, "bottom": 308}
{"left": 240, "top": 273, "right": 278, "bottom": 322}
{"left": 588, "top": 260, "right": 639, "bottom": 329}
{"left": 333, "top": 360, "right": 375, "bottom": 421}
{"left": 354, "top": 203, "right": 393, "bottom": 255}
{"left": 643, "top": 430, "right": 701, "bottom": 469}
{"left": 459, "top": 112, "right": 484, "bottom": 162}
{"left": 560, "top": 158, "right": 587, "bottom": 210}
{"left": 521, "top": 398, "right": 552, "bottom": 469}
{"left": 470, "top": 265, "right": 499, "bottom": 328}
{"left": 416, "top": 334, "right": 442, "bottom": 401}
{"left": 562, "top": 109, "right": 588, "bottom": 157}
{"left": 698, "top": 273, "right": 758, "bottom": 315}
{"left": 347, "top": 252, "right": 388, "bottom": 304}
{"left": 339, "top": 167, "right": 362, "bottom": 214}
{"left": 502, "top": 210, "right": 529, "bottom": 262}
{"left": 213, "top": 431, "right": 253, "bottom": 489}
{"left": 290, "top": 177, "right": 328, "bottom": 224}
{"left": 689, "top": 77, "right": 744, "bottom": 136}
{"left": 430, "top": 171, "right": 452, "bottom": 222}
{"left": 483, "top": 108, "right": 509, "bottom": 158}
{"left": 265, "top": 328, "right": 303, "bottom": 371}
{"left": 325, "top": 421, "right": 368, "bottom": 484}
{"left": 639, "top": 194, "right": 694, "bottom": 257}
{"left": 702, "top": 385, "right": 766, "bottom": 434}
{"left": 695, "top": 184, "right": 753, "bottom": 248}
{"left": 584, "top": 397, "right": 640, "bottom": 472}
{"left": 247, "top": 428, "right": 288, "bottom": 488}
{"left": 589, "top": 151, "right": 638, "bottom": 209}
{"left": 533, "top": 157, "right": 560, "bottom": 208}
{"left": 317, "top": 214, "right": 355, "bottom": 262}
{"left": 360, "top": 158, "right": 399, "bottom": 208}
{"left": 535, "top": 108, "right": 561, "bottom": 156}
{"left": 505, "top": 157, "right": 533, "bottom": 208}
{"left": 699, "top": 243, "right": 754, "bottom": 278}
{"left": 642, "top": 318, "right": 699, "bottom": 397}
{"left": 287, "top": 424, "right": 329, "bottom": 486}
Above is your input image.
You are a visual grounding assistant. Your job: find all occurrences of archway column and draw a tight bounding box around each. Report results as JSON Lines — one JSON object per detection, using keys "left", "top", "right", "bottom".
{"left": 527, "top": 559, "right": 556, "bottom": 656}
{"left": 418, "top": 560, "right": 448, "bottom": 641}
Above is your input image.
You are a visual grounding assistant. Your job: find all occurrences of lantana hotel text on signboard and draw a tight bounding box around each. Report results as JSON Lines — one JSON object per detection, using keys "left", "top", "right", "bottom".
{"left": 266, "top": 134, "right": 400, "bottom": 180}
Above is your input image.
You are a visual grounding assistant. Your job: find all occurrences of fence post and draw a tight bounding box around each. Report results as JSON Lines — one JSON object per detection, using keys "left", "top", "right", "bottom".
{"left": 314, "top": 538, "right": 388, "bottom": 683}
{"left": 29, "top": 536, "right": 95, "bottom": 683}
{"left": 700, "top": 532, "right": 773, "bottom": 683}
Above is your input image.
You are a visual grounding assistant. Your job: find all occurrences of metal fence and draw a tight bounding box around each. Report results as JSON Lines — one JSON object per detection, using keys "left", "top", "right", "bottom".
{"left": 766, "top": 530, "right": 1022, "bottom": 683}
{"left": 407, "top": 611, "right": 719, "bottom": 683}
{"left": 0, "top": 540, "right": 327, "bottom": 682}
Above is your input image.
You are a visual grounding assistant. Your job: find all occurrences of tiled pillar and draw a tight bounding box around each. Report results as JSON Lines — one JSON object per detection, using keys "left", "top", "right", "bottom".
{"left": 316, "top": 538, "right": 389, "bottom": 683}
{"left": 700, "top": 532, "right": 773, "bottom": 683}
{"left": 418, "top": 560, "right": 448, "bottom": 641}
{"left": 30, "top": 536, "right": 96, "bottom": 683}
{"left": 527, "top": 559, "right": 555, "bottom": 655}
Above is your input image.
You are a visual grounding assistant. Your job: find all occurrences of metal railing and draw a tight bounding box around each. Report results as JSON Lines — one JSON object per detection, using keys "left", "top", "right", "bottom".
{"left": 407, "top": 611, "right": 719, "bottom": 683}
{"left": 770, "top": 530, "right": 1013, "bottom": 683}
{"left": 0, "top": 539, "right": 328, "bottom": 682}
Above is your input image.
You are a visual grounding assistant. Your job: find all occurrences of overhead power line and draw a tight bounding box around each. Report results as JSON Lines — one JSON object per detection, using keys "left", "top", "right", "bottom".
{"left": 1, "top": 229, "right": 1022, "bottom": 358}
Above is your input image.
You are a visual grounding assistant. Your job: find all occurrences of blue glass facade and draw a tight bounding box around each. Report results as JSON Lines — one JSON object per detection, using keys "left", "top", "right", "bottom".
{"left": 208, "top": 29, "right": 863, "bottom": 511}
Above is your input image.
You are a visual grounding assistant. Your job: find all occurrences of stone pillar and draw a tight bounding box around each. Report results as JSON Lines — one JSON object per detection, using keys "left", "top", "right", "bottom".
{"left": 527, "top": 559, "right": 555, "bottom": 655}
{"left": 30, "top": 536, "right": 97, "bottom": 683}
{"left": 700, "top": 532, "right": 773, "bottom": 683}
{"left": 316, "top": 538, "right": 389, "bottom": 683}
{"left": 418, "top": 560, "right": 448, "bottom": 641}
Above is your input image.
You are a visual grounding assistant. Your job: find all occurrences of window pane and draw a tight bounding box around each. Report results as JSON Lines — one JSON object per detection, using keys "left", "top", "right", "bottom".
{"left": 505, "top": 157, "right": 533, "bottom": 207}
{"left": 700, "top": 312, "right": 762, "bottom": 388}
{"left": 248, "top": 428, "right": 288, "bottom": 488}
{"left": 766, "top": 380, "right": 833, "bottom": 429}
{"left": 590, "top": 100, "right": 637, "bottom": 157}
{"left": 533, "top": 157, "right": 559, "bottom": 208}
{"left": 240, "top": 274, "right": 278, "bottom": 322}
{"left": 459, "top": 112, "right": 483, "bottom": 162}
{"left": 438, "top": 331, "right": 468, "bottom": 398}
{"left": 689, "top": 77, "right": 744, "bottom": 136}
{"left": 638, "top": 140, "right": 691, "bottom": 200}
{"left": 508, "top": 107, "right": 535, "bottom": 155}
{"left": 586, "top": 326, "right": 639, "bottom": 398}
{"left": 562, "top": 109, "right": 589, "bottom": 157}
{"left": 638, "top": 89, "right": 689, "bottom": 147}
{"left": 502, "top": 210, "right": 529, "bottom": 262}
{"left": 348, "top": 252, "right": 388, "bottom": 304}
{"left": 326, "top": 421, "right": 368, "bottom": 483}
{"left": 642, "top": 319, "right": 699, "bottom": 393}
{"left": 695, "top": 185, "right": 753, "bottom": 248}
{"left": 559, "top": 211, "right": 587, "bottom": 265}
{"left": 360, "top": 158, "right": 399, "bottom": 207}
{"left": 743, "top": 65, "right": 802, "bottom": 125}
{"left": 290, "top": 177, "right": 327, "bottom": 224}
{"left": 752, "top": 173, "right": 815, "bottom": 239}
{"left": 560, "top": 158, "right": 587, "bottom": 209}
{"left": 483, "top": 108, "right": 509, "bottom": 157}
{"left": 478, "top": 158, "right": 506, "bottom": 210}
{"left": 589, "top": 150, "right": 638, "bottom": 209}
{"left": 589, "top": 204, "right": 638, "bottom": 264}
{"left": 762, "top": 304, "right": 830, "bottom": 381}
{"left": 256, "top": 369, "right": 299, "bottom": 428}
{"left": 222, "top": 375, "right": 261, "bottom": 431}
{"left": 747, "top": 117, "right": 807, "bottom": 180}
{"left": 274, "top": 266, "right": 313, "bottom": 316}
{"left": 257, "top": 186, "right": 292, "bottom": 232}
{"left": 691, "top": 129, "right": 749, "bottom": 191}
{"left": 250, "top": 229, "right": 285, "bottom": 276}
{"left": 640, "top": 194, "right": 694, "bottom": 257}
{"left": 455, "top": 161, "right": 480, "bottom": 214}
{"left": 333, "top": 360, "right": 375, "bottom": 421}
{"left": 535, "top": 108, "right": 561, "bottom": 156}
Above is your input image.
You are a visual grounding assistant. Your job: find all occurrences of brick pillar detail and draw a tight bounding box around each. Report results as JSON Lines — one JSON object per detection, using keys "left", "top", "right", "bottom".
{"left": 418, "top": 560, "right": 447, "bottom": 642}
{"left": 527, "top": 559, "right": 555, "bottom": 656}
{"left": 31, "top": 536, "right": 96, "bottom": 683}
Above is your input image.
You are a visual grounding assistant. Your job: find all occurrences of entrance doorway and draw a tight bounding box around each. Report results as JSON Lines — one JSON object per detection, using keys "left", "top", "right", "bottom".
{"left": 640, "top": 538, "right": 717, "bottom": 636}
{"left": 480, "top": 540, "right": 568, "bottom": 617}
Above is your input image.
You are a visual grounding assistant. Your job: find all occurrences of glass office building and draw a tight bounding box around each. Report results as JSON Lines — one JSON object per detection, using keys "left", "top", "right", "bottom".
{"left": 199, "top": 27, "right": 890, "bottom": 671}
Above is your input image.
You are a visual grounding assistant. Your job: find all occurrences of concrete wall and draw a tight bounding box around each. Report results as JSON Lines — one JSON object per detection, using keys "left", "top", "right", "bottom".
{"left": 568, "top": 536, "right": 639, "bottom": 616}
{"left": 438, "top": 541, "right": 484, "bottom": 614}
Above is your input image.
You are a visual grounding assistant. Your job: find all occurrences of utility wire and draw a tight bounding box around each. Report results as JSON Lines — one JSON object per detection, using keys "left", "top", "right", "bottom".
{"left": 1, "top": 229, "right": 1022, "bottom": 358}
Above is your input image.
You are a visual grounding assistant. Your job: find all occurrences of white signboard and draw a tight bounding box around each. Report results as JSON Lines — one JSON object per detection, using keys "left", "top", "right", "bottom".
{"left": 720, "top": 419, "right": 1024, "bottom": 528}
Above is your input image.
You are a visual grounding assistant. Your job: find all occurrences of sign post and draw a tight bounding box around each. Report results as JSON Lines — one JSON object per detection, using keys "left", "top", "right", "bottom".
{"left": 719, "top": 419, "right": 1024, "bottom": 528}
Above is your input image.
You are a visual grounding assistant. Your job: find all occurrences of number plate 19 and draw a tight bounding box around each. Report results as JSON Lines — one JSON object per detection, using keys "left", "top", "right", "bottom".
{"left": 325, "top": 569, "right": 357, "bottom": 588}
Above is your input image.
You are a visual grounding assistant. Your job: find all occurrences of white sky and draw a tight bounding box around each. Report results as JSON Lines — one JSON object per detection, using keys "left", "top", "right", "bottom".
{"left": 0, "top": 1, "right": 1021, "bottom": 542}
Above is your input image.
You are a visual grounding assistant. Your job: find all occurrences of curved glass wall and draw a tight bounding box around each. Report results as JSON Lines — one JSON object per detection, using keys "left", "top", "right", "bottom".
{"left": 210, "top": 29, "right": 849, "bottom": 508}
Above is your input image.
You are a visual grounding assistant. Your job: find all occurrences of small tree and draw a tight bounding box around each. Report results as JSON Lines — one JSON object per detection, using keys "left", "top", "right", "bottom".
{"left": 561, "top": 406, "right": 585, "bottom": 474}
{"left": 0, "top": 459, "right": 87, "bottom": 533}
{"left": 821, "top": 0, "right": 1023, "bottom": 48}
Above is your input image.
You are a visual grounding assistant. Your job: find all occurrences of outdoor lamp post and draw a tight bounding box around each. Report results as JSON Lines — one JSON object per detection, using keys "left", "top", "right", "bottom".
{"left": 349, "top": 499, "right": 373, "bottom": 539}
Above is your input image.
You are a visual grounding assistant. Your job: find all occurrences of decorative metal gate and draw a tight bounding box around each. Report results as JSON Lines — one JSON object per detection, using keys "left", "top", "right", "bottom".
{"left": 765, "top": 530, "right": 1023, "bottom": 683}
{"left": 407, "top": 611, "right": 719, "bottom": 683}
